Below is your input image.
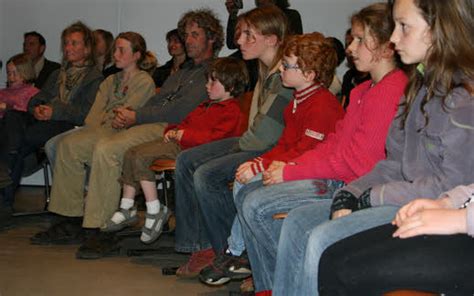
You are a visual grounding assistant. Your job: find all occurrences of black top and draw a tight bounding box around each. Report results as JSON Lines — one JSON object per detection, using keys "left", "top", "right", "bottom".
{"left": 35, "top": 58, "right": 60, "bottom": 90}
{"left": 341, "top": 68, "right": 370, "bottom": 109}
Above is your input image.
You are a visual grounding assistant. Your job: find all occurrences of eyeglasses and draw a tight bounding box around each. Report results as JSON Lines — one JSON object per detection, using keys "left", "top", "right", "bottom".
{"left": 281, "top": 61, "right": 301, "bottom": 71}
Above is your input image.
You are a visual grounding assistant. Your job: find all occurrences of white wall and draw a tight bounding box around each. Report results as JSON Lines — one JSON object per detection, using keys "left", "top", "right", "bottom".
{"left": 0, "top": 0, "right": 375, "bottom": 86}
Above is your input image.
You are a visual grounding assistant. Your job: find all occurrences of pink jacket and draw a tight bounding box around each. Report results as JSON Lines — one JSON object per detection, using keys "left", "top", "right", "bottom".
{"left": 0, "top": 83, "right": 39, "bottom": 118}
{"left": 283, "top": 69, "right": 407, "bottom": 183}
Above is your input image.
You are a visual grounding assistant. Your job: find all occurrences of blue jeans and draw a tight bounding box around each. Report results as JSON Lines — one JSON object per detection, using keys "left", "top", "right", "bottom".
{"left": 174, "top": 137, "right": 260, "bottom": 253}
{"left": 236, "top": 178, "right": 344, "bottom": 292}
{"left": 273, "top": 205, "right": 399, "bottom": 296}
{"left": 227, "top": 174, "right": 262, "bottom": 256}
{"left": 45, "top": 127, "right": 82, "bottom": 168}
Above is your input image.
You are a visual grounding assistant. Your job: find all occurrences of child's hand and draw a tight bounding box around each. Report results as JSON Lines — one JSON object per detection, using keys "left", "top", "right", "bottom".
{"left": 393, "top": 208, "right": 467, "bottom": 238}
{"left": 235, "top": 161, "right": 255, "bottom": 184}
{"left": 268, "top": 161, "right": 286, "bottom": 169}
{"left": 262, "top": 161, "right": 286, "bottom": 186}
{"left": 175, "top": 130, "right": 184, "bottom": 142}
{"left": 392, "top": 198, "right": 452, "bottom": 227}
{"left": 332, "top": 209, "right": 352, "bottom": 220}
{"left": 164, "top": 130, "right": 174, "bottom": 143}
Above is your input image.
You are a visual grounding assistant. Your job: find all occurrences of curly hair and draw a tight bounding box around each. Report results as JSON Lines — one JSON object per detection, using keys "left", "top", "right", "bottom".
{"left": 177, "top": 8, "right": 224, "bottom": 55}
{"left": 283, "top": 32, "right": 337, "bottom": 88}
{"left": 351, "top": 3, "right": 394, "bottom": 55}
{"left": 61, "top": 21, "right": 96, "bottom": 65}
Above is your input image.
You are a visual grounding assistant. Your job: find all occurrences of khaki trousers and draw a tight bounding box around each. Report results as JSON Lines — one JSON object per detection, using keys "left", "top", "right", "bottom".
{"left": 48, "top": 123, "right": 165, "bottom": 228}
{"left": 121, "top": 139, "right": 181, "bottom": 190}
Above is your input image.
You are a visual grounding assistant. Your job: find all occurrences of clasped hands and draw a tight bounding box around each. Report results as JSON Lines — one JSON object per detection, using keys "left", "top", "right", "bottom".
{"left": 112, "top": 106, "right": 136, "bottom": 129}
{"left": 391, "top": 197, "right": 465, "bottom": 238}
{"left": 235, "top": 160, "right": 288, "bottom": 185}
{"left": 33, "top": 105, "right": 53, "bottom": 121}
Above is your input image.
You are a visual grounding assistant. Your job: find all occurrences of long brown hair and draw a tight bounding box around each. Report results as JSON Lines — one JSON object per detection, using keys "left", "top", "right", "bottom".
{"left": 392, "top": 0, "right": 474, "bottom": 128}
{"left": 238, "top": 6, "right": 288, "bottom": 84}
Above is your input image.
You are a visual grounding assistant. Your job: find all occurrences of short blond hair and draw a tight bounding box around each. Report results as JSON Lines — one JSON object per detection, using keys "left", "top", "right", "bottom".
{"left": 7, "top": 53, "right": 36, "bottom": 83}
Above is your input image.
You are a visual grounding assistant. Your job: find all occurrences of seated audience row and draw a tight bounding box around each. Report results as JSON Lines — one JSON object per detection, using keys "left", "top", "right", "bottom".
{"left": 235, "top": 0, "right": 474, "bottom": 295}
{"left": 0, "top": 1, "right": 472, "bottom": 295}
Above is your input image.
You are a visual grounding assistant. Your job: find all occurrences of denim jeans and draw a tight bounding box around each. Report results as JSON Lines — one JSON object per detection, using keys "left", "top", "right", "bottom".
{"left": 44, "top": 127, "right": 82, "bottom": 168}
{"left": 236, "top": 178, "right": 344, "bottom": 292}
{"left": 174, "top": 137, "right": 260, "bottom": 253}
{"left": 227, "top": 174, "right": 262, "bottom": 256}
{"left": 273, "top": 205, "right": 399, "bottom": 296}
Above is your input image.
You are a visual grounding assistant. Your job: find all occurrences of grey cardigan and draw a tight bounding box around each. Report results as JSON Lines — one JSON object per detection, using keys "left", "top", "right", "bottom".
{"left": 28, "top": 66, "right": 103, "bottom": 126}
{"left": 344, "top": 75, "right": 474, "bottom": 206}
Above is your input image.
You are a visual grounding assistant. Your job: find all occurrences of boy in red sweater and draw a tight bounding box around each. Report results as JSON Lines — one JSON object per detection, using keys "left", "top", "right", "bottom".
{"left": 199, "top": 32, "right": 345, "bottom": 286}
{"left": 103, "top": 57, "right": 248, "bottom": 244}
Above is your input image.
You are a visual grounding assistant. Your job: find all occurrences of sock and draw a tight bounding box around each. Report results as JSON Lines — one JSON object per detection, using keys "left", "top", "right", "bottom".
{"left": 145, "top": 199, "right": 160, "bottom": 229}
{"left": 120, "top": 198, "right": 134, "bottom": 210}
{"left": 110, "top": 198, "right": 135, "bottom": 224}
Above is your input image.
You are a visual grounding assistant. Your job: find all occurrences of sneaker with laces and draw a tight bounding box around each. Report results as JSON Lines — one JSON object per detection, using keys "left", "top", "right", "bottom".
{"left": 176, "top": 248, "right": 215, "bottom": 278}
{"left": 199, "top": 250, "right": 252, "bottom": 286}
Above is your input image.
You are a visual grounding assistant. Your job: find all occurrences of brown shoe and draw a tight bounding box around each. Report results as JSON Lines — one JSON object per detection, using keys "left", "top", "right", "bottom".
{"left": 176, "top": 248, "right": 216, "bottom": 278}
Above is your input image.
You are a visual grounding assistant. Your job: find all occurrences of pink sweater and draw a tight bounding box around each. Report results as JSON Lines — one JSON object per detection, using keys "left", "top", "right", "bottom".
{"left": 283, "top": 69, "right": 407, "bottom": 183}
{"left": 0, "top": 83, "right": 39, "bottom": 118}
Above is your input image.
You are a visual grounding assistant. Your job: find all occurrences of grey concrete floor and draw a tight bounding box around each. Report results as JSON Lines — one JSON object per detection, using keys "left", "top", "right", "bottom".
{"left": 0, "top": 187, "right": 242, "bottom": 296}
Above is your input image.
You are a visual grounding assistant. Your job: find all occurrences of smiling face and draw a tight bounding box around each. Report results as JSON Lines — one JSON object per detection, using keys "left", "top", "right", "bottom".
{"left": 63, "top": 31, "right": 90, "bottom": 66}
{"left": 390, "top": 0, "right": 432, "bottom": 65}
{"left": 183, "top": 22, "right": 214, "bottom": 64}
{"left": 167, "top": 35, "right": 185, "bottom": 57}
{"left": 7, "top": 62, "right": 25, "bottom": 88}
{"left": 113, "top": 38, "right": 140, "bottom": 71}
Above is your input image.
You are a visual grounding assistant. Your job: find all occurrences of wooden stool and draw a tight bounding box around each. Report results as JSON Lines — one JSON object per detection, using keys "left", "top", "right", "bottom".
{"left": 149, "top": 159, "right": 176, "bottom": 208}
{"left": 384, "top": 291, "right": 438, "bottom": 296}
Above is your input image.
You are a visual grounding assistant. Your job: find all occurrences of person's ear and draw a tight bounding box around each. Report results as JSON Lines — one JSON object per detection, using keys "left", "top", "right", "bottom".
{"left": 303, "top": 70, "right": 316, "bottom": 83}
{"left": 265, "top": 34, "right": 278, "bottom": 47}
{"left": 133, "top": 51, "right": 141, "bottom": 62}
{"left": 39, "top": 44, "right": 46, "bottom": 55}
{"left": 380, "top": 42, "right": 395, "bottom": 59}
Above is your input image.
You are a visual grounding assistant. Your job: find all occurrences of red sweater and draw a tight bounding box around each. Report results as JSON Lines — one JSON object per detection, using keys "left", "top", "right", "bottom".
{"left": 165, "top": 98, "right": 242, "bottom": 150}
{"left": 283, "top": 69, "right": 408, "bottom": 183}
{"left": 248, "top": 84, "right": 344, "bottom": 175}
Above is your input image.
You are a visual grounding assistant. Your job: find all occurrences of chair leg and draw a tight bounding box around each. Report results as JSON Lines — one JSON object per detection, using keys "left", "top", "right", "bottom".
{"left": 42, "top": 160, "right": 50, "bottom": 210}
